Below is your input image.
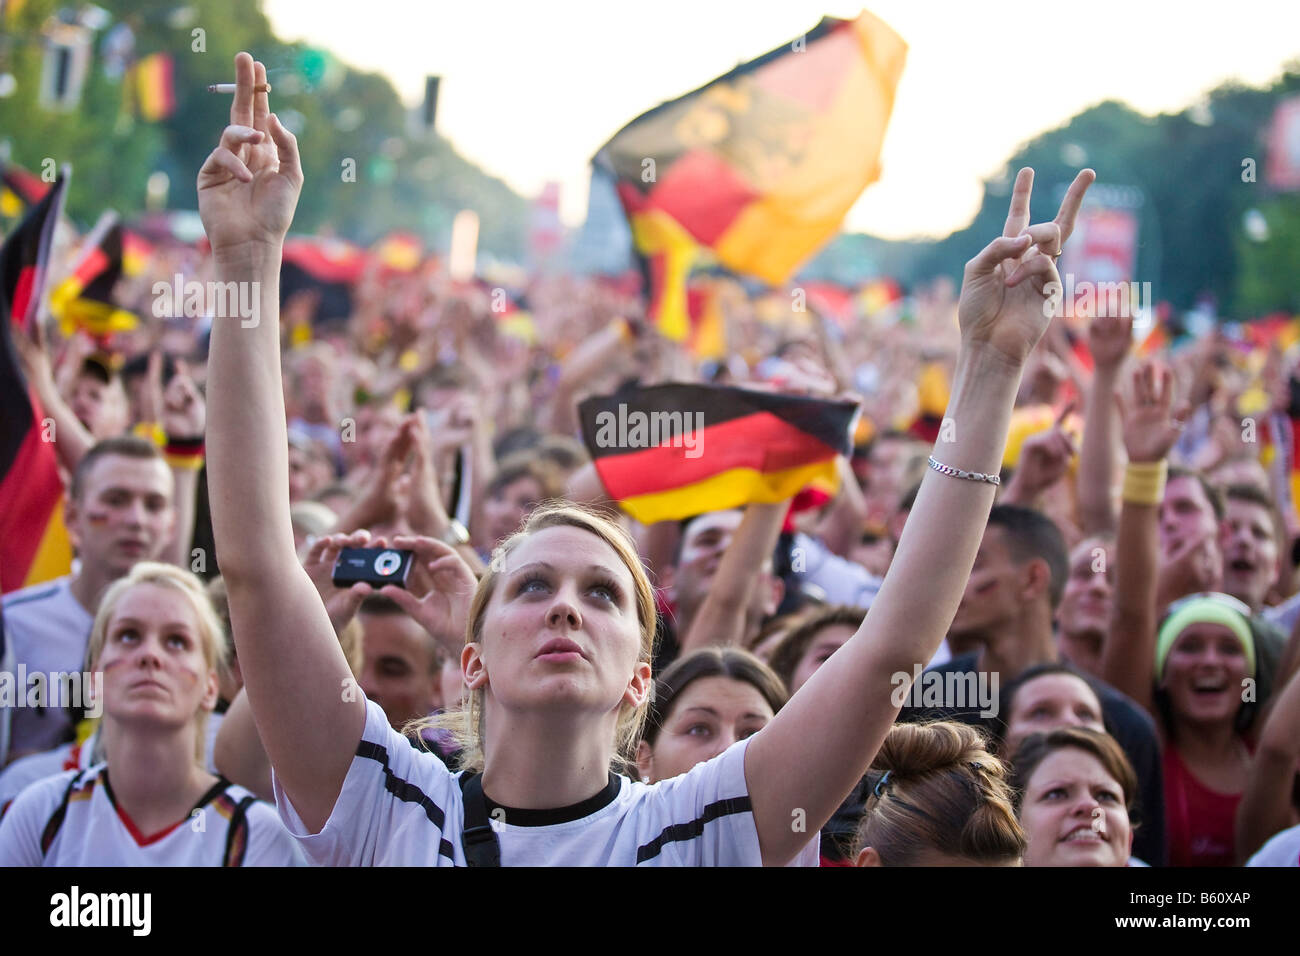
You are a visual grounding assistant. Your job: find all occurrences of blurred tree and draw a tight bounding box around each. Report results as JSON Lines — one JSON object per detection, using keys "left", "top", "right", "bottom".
{"left": 0, "top": 0, "right": 528, "bottom": 259}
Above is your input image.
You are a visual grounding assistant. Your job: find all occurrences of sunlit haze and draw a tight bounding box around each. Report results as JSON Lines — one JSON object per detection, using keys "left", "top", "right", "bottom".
{"left": 265, "top": 0, "right": 1300, "bottom": 239}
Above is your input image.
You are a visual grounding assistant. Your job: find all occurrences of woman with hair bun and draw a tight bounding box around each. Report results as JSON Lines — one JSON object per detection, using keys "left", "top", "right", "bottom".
{"left": 853, "top": 721, "right": 1026, "bottom": 867}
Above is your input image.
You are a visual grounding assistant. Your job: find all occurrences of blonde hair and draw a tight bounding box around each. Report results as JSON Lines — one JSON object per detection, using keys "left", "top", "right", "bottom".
{"left": 86, "top": 562, "right": 230, "bottom": 763}
{"left": 853, "top": 721, "right": 1026, "bottom": 866}
{"left": 412, "top": 502, "right": 657, "bottom": 773}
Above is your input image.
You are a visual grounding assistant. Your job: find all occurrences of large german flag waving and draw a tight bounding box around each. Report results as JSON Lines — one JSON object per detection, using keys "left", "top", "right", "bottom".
{"left": 0, "top": 173, "right": 73, "bottom": 593}
{"left": 593, "top": 10, "right": 906, "bottom": 341}
{"left": 579, "top": 384, "right": 857, "bottom": 524}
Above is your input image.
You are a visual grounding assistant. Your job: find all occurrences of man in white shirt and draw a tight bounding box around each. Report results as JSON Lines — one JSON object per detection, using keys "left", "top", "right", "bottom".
{"left": 2, "top": 436, "right": 176, "bottom": 763}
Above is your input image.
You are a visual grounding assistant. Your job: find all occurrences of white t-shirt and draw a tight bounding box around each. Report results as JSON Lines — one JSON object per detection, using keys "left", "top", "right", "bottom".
{"left": 0, "top": 763, "right": 306, "bottom": 866}
{"left": 1246, "top": 824, "right": 1300, "bottom": 866}
{"left": 0, "top": 730, "right": 100, "bottom": 815}
{"left": 790, "top": 532, "right": 883, "bottom": 609}
{"left": 274, "top": 697, "right": 821, "bottom": 867}
{"left": 2, "top": 576, "right": 95, "bottom": 756}
{"left": 0, "top": 712, "right": 224, "bottom": 815}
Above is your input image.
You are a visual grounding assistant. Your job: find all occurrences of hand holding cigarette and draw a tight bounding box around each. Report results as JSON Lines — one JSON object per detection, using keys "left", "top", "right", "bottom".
{"left": 196, "top": 52, "right": 303, "bottom": 257}
{"left": 209, "top": 83, "right": 271, "bottom": 94}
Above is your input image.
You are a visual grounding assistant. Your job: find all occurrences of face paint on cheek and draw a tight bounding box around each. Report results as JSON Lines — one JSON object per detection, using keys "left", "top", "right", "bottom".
{"left": 86, "top": 511, "right": 110, "bottom": 526}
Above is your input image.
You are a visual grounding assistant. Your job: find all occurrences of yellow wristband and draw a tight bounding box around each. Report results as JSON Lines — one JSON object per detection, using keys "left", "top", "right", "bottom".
{"left": 132, "top": 422, "right": 166, "bottom": 448}
{"left": 1122, "top": 460, "right": 1167, "bottom": 506}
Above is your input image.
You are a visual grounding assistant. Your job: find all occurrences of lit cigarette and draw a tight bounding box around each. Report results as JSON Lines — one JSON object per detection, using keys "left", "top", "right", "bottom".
{"left": 208, "top": 83, "right": 271, "bottom": 94}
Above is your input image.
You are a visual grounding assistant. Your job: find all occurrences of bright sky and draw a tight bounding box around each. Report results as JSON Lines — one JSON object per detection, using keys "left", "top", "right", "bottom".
{"left": 265, "top": 0, "right": 1300, "bottom": 240}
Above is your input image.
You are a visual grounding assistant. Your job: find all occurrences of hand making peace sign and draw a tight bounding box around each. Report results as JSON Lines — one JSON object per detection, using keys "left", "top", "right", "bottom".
{"left": 196, "top": 53, "right": 303, "bottom": 257}
{"left": 957, "top": 167, "right": 1096, "bottom": 367}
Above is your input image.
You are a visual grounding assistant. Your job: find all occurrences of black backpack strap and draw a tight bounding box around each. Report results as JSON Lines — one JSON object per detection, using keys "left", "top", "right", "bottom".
{"left": 457, "top": 772, "right": 501, "bottom": 867}
{"left": 222, "top": 795, "right": 257, "bottom": 867}
{"left": 40, "top": 769, "right": 87, "bottom": 856}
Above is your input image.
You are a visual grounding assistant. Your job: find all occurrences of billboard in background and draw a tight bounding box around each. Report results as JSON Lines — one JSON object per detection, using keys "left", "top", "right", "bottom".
{"left": 1266, "top": 95, "right": 1300, "bottom": 191}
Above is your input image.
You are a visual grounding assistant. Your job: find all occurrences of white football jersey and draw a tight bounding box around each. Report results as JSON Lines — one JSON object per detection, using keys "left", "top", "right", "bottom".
{"left": 1247, "top": 824, "right": 1300, "bottom": 867}
{"left": 0, "top": 763, "right": 306, "bottom": 866}
{"left": 273, "top": 697, "right": 820, "bottom": 867}
{"left": 2, "top": 577, "right": 95, "bottom": 756}
{"left": 0, "top": 731, "right": 99, "bottom": 815}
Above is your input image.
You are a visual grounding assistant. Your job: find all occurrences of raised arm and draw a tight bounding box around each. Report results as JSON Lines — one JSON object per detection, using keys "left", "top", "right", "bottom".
{"left": 1099, "top": 360, "right": 1186, "bottom": 719}
{"left": 12, "top": 326, "right": 94, "bottom": 474}
{"left": 159, "top": 360, "right": 204, "bottom": 567}
{"left": 679, "top": 500, "right": 788, "bottom": 654}
{"left": 200, "top": 53, "right": 362, "bottom": 833}
{"left": 1077, "top": 312, "right": 1131, "bottom": 534}
{"left": 1236, "top": 662, "right": 1300, "bottom": 861}
{"left": 745, "top": 167, "right": 1096, "bottom": 865}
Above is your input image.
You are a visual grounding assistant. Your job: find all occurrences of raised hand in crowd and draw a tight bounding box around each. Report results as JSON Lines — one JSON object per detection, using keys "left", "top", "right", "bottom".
{"left": 742, "top": 166, "right": 1096, "bottom": 866}
{"left": 196, "top": 57, "right": 302, "bottom": 257}
{"left": 1002, "top": 404, "right": 1077, "bottom": 508}
{"left": 1077, "top": 311, "right": 1132, "bottom": 533}
{"left": 1103, "top": 359, "right": 1190, "bottom": 715}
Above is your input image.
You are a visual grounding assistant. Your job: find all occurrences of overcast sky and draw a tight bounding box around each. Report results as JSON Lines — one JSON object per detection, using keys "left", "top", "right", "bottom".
{"left": 264, "top": 0, "right": 1300, "bottom": 239}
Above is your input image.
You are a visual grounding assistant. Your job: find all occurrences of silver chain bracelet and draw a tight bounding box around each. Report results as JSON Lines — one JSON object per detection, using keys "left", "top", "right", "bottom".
{"left": 928, "top": 455, "right": 1001, "bottom": 486}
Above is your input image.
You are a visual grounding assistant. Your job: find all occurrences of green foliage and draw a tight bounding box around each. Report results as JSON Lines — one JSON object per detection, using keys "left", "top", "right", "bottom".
{"left": 899, "top": 67, "right": 1300, "bottom": 318}
{"left": 0, "top": 0, "right": 528, "bottom": 258}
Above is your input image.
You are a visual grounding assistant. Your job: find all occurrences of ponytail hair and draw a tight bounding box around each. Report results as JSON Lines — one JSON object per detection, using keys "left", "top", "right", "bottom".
{"left": 852, "top": 721, "right": 1026, "bottom": 866}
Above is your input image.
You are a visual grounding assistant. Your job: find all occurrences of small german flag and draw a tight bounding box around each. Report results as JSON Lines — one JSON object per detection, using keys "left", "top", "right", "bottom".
{"left": 0, "top": 174, "right": 74, "bottom": 593}
{"left": 0, "top": 162, "right": 50, "bottom": 219}
{"left": 578, "top": 383, "right": 857, "bottom": 524}
{"left": 50, "top": 217, "right": 139, "bottom": 342}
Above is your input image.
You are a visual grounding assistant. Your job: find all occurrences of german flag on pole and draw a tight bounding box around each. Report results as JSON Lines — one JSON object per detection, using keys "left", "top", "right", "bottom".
{"left": 593, "top": 9, "right": 906, "bottom": 341}
{"left": 0, "top": 173, "right": 73, "bottom": 592}
{"left": 578, "top": 383, "right": 857, "bottom": 524}
{"left": 50, "top": 213, "right": 139, "bottom": 342}
{"left": 0, "top": 162, "right": 50, "bottom": 219}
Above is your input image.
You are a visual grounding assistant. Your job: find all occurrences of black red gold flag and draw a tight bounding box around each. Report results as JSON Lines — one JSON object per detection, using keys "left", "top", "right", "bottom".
{"left": 592, "top": 10, "right": 906, "bottom": 341}
{"left": 0, "top": 162, "right": 51, "bottom": 219}
{"left": 0, "top": 174, "right": 73, "bottom": 592}
{"left": 50, "top": 215, "right": 139, "bottom": 341}
{"left": 578, "top": 383, "right": 857, "bottom": 524}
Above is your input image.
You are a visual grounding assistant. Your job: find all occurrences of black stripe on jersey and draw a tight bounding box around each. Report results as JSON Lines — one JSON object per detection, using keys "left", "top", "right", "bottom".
{"left": 635, "top": 795, "right": 754, "bottom": 864}
{"left": 223, "top": 795, "right": 256, "bottom": 867}
{"left": 356, "top": 740, "right": 457, "bottom": 863}
{"left": 40, "top": 768, "right": 90, "bottom": 855}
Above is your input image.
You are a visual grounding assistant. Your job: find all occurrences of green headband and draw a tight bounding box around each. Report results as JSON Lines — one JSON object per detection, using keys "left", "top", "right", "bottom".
{"left": 1155, "top": 598, "right": 1256, "bottom": 681}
